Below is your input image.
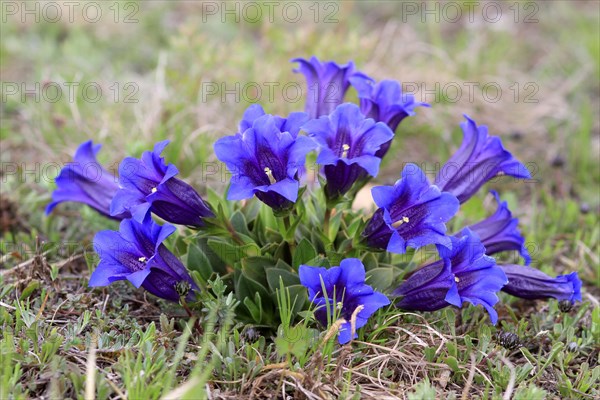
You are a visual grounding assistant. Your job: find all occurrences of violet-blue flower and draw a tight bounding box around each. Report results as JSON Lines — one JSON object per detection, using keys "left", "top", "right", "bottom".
{"left": 349, "top": 74, "right": 429, "bottom": 158}
{"left": 110, "top": 141, "right": 214, "bottom": 227}
{"left": 292, "top": 56, "right": 355, "bottom": 119}
{"left": 46, "top": 140, "right": 129, "bottom": 220}
{"left": 213, "top": 106, "right": 315, "bottom": 212}
{"left": 362, "top": 163, "right": 459, "bottom": 254}
{"left": 435, "top": 115, "right": 531, "bottom": 204}
{"left": 394, "top": 228, "right": 508, "bottom": 324}
{"left": 468, "top": 190, "right": 531, "bottom": 265}
{"left": 299, "top": 258, "right": 390, "bottom": 344}
{"left": 89, "top": 216, "right": 199, "bottom": 302}
{"left": 301, "top": 103, "right": 394, "bottom": 199}
{"left": 499, "top": 264, "right": 582, "bottom": 303}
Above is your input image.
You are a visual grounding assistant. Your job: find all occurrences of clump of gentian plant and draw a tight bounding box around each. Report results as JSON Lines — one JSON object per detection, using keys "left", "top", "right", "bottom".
{"left": 47, "top": 56, "right": 582, "bottom": 345}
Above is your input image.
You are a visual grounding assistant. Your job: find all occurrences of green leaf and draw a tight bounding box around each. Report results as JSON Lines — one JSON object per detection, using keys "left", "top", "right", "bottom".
{"left": 186, "top": 244, "right": 213, "bottom": 282}
{"left": 361, "top": 252, "right": 378, "bottom": 270}
{"left": 275, "top": 325, "right": 310, "bottom": 359}
{"left": 273, "top": 241, "right": 291, "bottom": 264}
{"left": 243, "top": 293, "right": 263, "bottom": 324}
{"left": 286, "top": 285, "right": 308, "bottom": 316}
{"left": 292, "top": 238, "right": 318, "bottom": 268}
{"left": 240, "top": 256, "right": 274, "bottom": 287}
{"left": 424, "top": 347, "right": 437, "bottom": 363}
{"left": 407, "top": 379, "right": 437, "bottom": 400}
{"left": 301, "top": 256, "right": 330, "bottom": 268}
{"left": 20, "top": 280, "right": 40, "bottom": 299}
{"left": 260, "top": 242, "right": 280, "bottom": 255}
{"left": 252, "top": 212, "right": 268, "bottom": 244}
{"left": 194, "top": 238, "right": 227, "bottom": 274}
{"left": 274, "top": 277, "right": 308, "bottom": 322}
{"left": 274, "top": 258, "right": 294, "bottom": 271}
{"left": 207, "top": 238, "right": 260, "bottom": 266}
{"left": 446, "top": 340, "right": 458, "bottom": 358}
{"left": 230, "top": 211, "right": 251, "bottom": 237}
{"left": 533, "top": 342, "right": 564, "bottom": 379}
{"left": 310, "top": 229, "right": 327, "bottom": 254}
{"left": 234, "top": 270, "right": 272, "bottom": 312}
{"left": 241, "top": 198, "right": 261, "bottom": 223}
{"left": 258, "top": 203, "right": 278, "bottom": 232}
{"left": 347, "top": 217, "right": 365, "bottom": 239}
{"left": 444, "top": 356, "right": 460, "bottom": 373}
{"left": 365, "top": 267, "right": 393, "bottom": 291}
{"left": 286, "top": 219, "right": 302, "bottom": 241}
{"left": 266, "top": 268, "right": 300, "bottom": 292}
{"left": 206, "top": 186, "right": 230, "bottom": 217}
{"left": 327, "top": 210, "right": 343, "bottom": 242}
{"left": 327, "top": 251, "right": 347, "bottom": 267}
{"left": 591, "top": 307, "right": 600, "bottom": 341}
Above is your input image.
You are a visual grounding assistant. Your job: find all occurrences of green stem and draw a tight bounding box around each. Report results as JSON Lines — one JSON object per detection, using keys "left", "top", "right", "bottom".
{"left": 224, "top": 219, "right": 244, "bottom": 245}
{"left": 324, "top": 207, "right": 332, "bottom": 237}
{"left": 282, "top": 214, "right": 296, "bottom": 251}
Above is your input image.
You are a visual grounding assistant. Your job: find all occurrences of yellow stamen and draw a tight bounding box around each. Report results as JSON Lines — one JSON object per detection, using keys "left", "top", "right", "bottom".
{"left": 264, "top": 167, "right": 277, "bottom": 184}
{"left": 454, "top": 276, "right": 460, "bottom": 283}
{"left": 138, "top": 257, "right": 147, "bottom": 263}
{"left": 341, "top": 144, "right": 350, "bottom": 158}
{"left": 336, "top": 301, "right": 344, "bottom": 310}
{"left": 391, "top": 216, "right": 410, "bottom": 229}
{"left": 151, "top": 187, "right": 157, "bottom": 193}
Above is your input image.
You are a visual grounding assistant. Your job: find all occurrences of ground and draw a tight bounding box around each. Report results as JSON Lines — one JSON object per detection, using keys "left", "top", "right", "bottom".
{"left": 1, "top": 1, "right": 599, "bottom": 399}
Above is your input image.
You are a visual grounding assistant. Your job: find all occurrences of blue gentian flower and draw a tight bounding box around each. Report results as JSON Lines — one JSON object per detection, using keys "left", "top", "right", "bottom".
{"left": 349, "top": 74, "right": 429, "bottom": 158}
{"left": 236, "top": 104, "right": 309, "bottom": 136}
{"left": 110, "top": 141, "right": 214, "bottom": 227}
{"left": 394, "top": 228, "right": 508, "bottom": 324}
{"left": 299, "top": 258, "right": 390, "bottom": 344}
{"left": 214, "top": 106, "right": 315, "bottom": 212}
{"left": 46, "top": 140, "right": 129, "bottom": 220}
{"left": 362, "top": 164, "right": 459, "bottom": 254}
{"left": 292, "top": 56, "right": 355, "bottom": 119}
{"left": 301, "top": 103, "right": 394, "bottom": 199}
{"left": 499, "top": 264, "right": 582, "bottom": 303}
{"left": 468, "top": 191, "right": 531, "bottom": 265}
{"left": 435, "top": 115, "right": 531, "bottom": 204}
{"left": 89, "top": 216, "right": 199, "bottom": 302}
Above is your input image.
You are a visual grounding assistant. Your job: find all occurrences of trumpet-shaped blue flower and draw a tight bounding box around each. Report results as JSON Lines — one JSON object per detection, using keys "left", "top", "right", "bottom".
{"left": 435, "top": 115, "right": 531, "bottom": 204}
{"left": 110, "top": 141, "right": 214, "bottom": 227}
{"left": 214, "top": 107, "right": 315, "bottom": 212}
{"left": 89, "top": 216, "right": 199, "bottom": 302}
{"left": 292, "top": 56, "right": 355, "bottom": 119}
{"left": 468, "top": 191, "right": 531, "bottom": 265}
{"left": 46, "top": 141, "right": 129, "bottom": 220}
{"left": 237, "top": 104, "right": 309, "bottom": 136}
{"left": 349, "top": 74, "right": 429, "bottom": 158}
{"left": 362, "top": 164, "right": 459, "bottom": 254}
{"left": 299, "top": 258, "right": 390, "bottom": 344}
{"left": 302, "top": 103, "right": 394, "bottom": 199}
{"left": 499, "top": 264, "right": 582, "bottom": 303}
{"left": 394, "top": 228, "right": 508, "bottom": 324}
